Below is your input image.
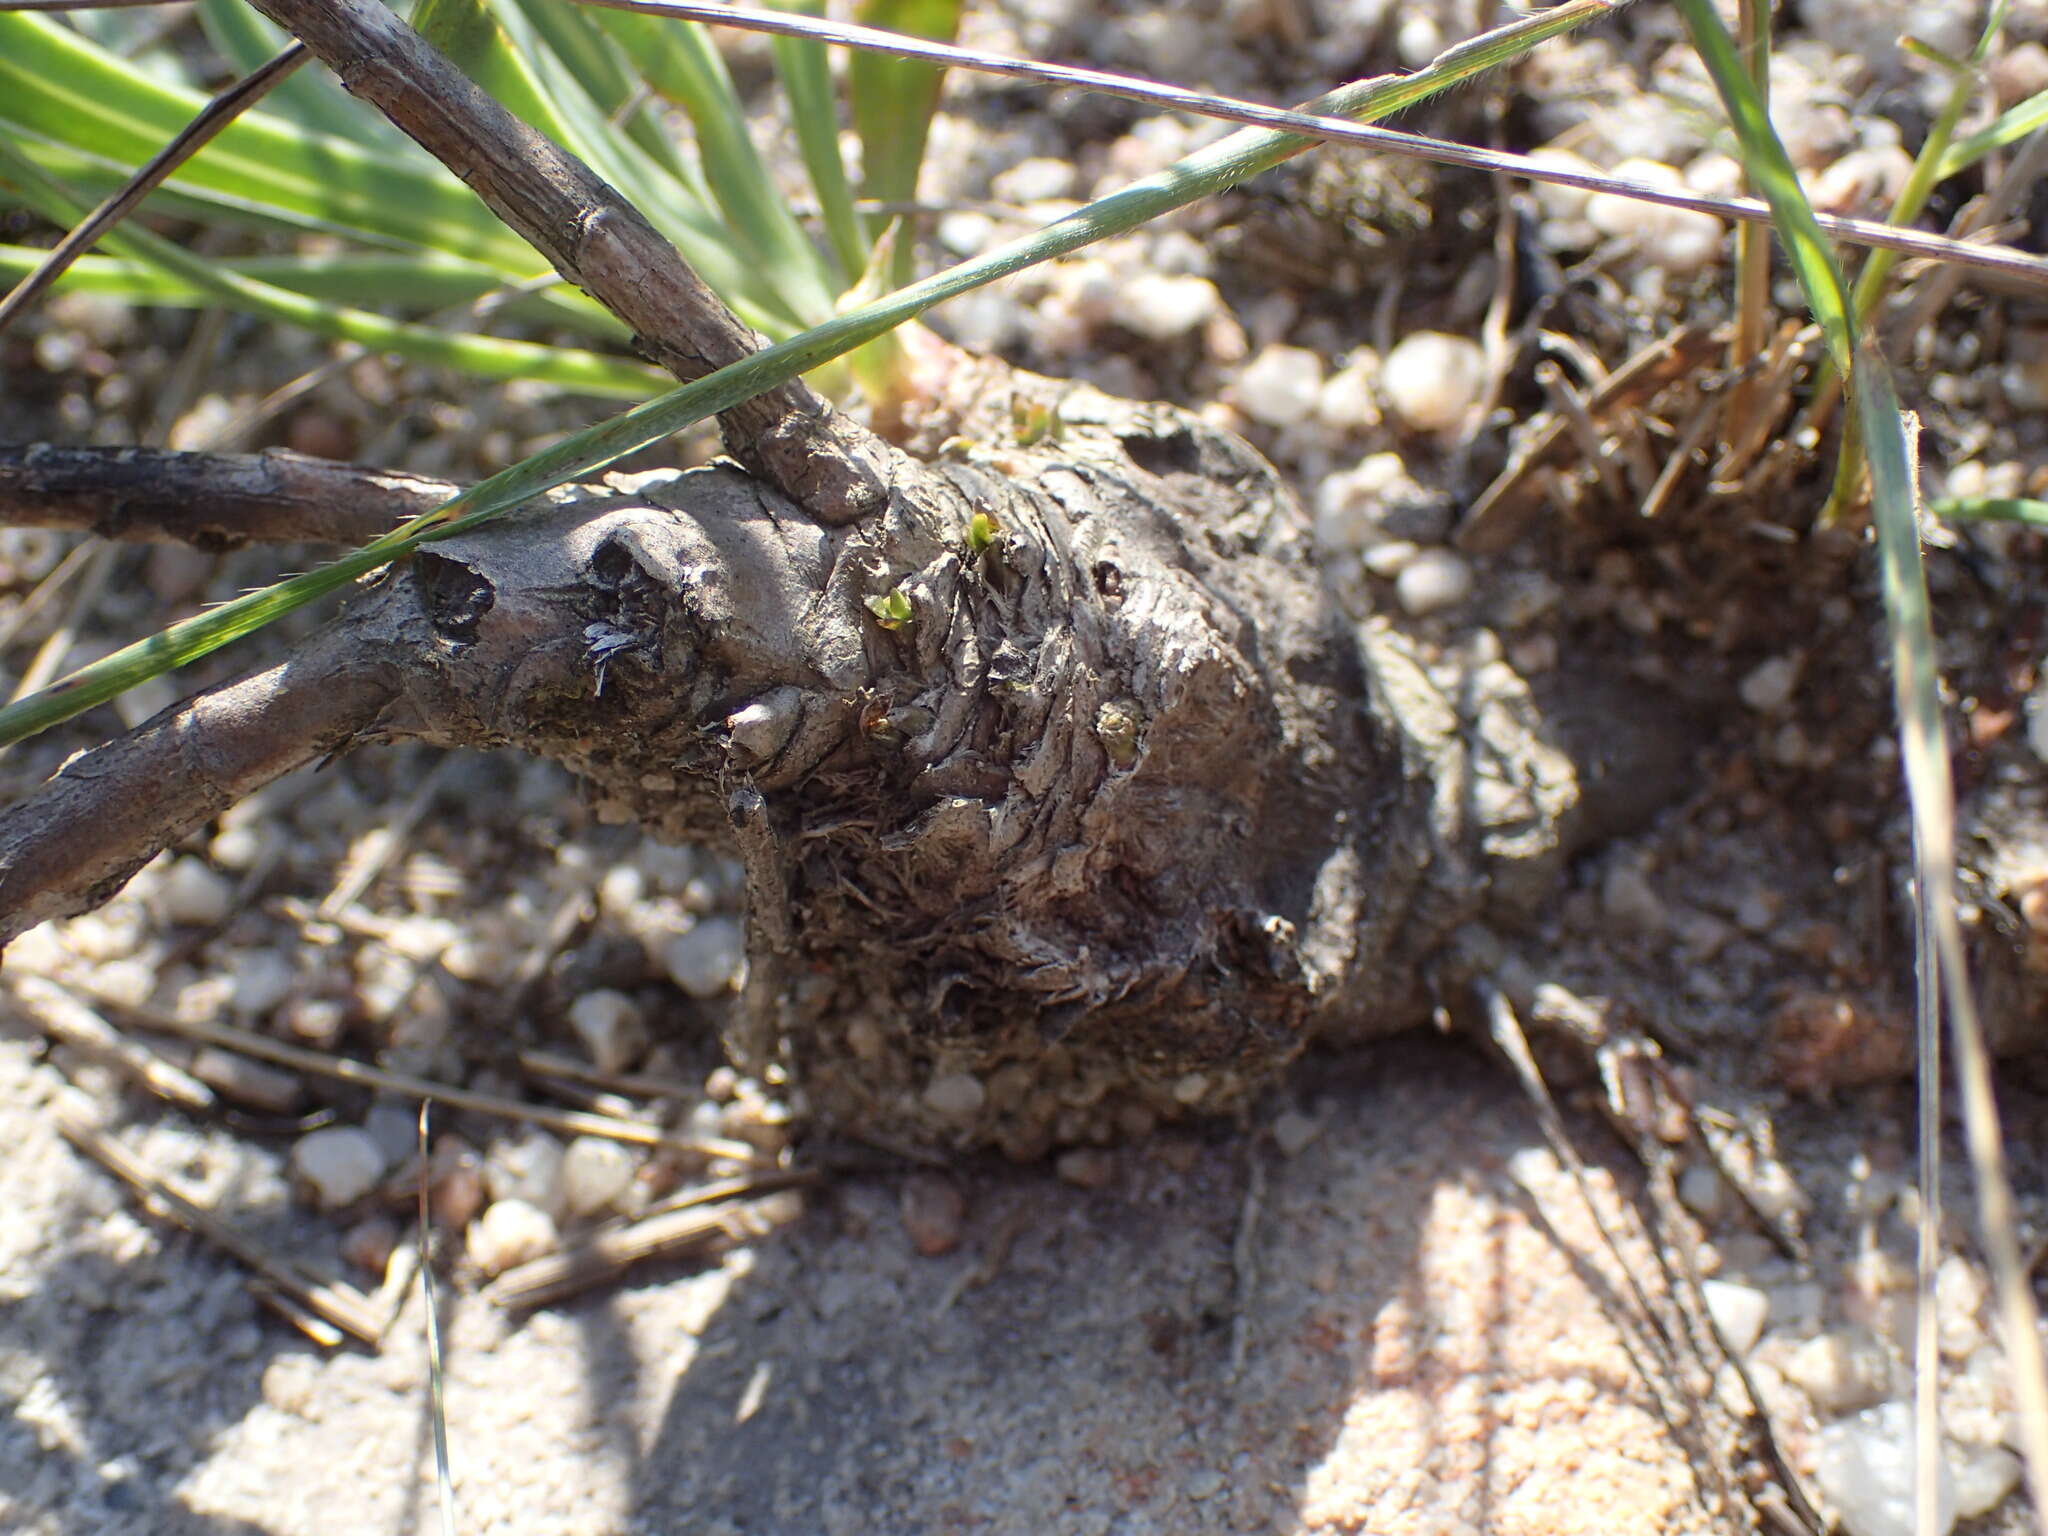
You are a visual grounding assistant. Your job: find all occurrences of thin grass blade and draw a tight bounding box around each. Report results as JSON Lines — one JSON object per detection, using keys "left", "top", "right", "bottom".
{"left": 511, "top": 0, "right": 694, "bottom": 179}
{"left": 585, "top": 3, "right": 842, "bottom": 321}
{"left": 0, "top": 244, "right": 624, "bottom": 336}
{"left": 0, "top": 11, "right": 536, "bottom": 268}
{"left": 770, "top": 0, "right": 866, "bottom": 284}
{"left": 414, "top": 0, "right": 589, "bottom": 149}
{"left": 0, "top": 42, "right": 305, "bottom": 335}
{"left": 1939, "top": 87, "right": 2048, "bottom": 178}
{"left": 0, "top": 0, "right": 1617, "bottom": 748}
{"left": 849, "top": 0, "right": 960, "bottom": 289}
{"left": 1858, "top": 356, "right": 2048, "bottom": 1536}
{"left": 194, "top": 0, "right": 400, "bottom": 147}
{"left": 1673, "top": 0, "right": 1853, "bottom": 370}
{"left": 0, "top": 134, "right": 661, "bottom": 396}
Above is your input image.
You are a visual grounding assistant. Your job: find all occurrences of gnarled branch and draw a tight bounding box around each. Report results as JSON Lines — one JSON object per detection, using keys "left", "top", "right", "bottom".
{"left": 0, "top": 444, "right": 457, "bottom": 548}
{"left": 244, "top": 0, "right": 892, "bottom": 524}
{"left": 0, "top": 620, "right": 413, "bottom": 938}
{"left": 0, "top": 378, "right": 1602, "bottom": 1155}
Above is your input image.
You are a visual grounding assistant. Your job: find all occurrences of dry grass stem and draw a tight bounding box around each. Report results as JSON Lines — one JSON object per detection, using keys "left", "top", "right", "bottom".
{"left": 54, "top": 1092, "right": 384, "bottom": 1346}
{"left": 1457, "top": 324, "right": 1721, "bottom": 551}
{"left": 130, "top": 1011, "right": 770, "bottom": 1163}
{"left": 8, "top": 974, "right": 215, "bottom": 1110}
{"left": 484, "top": 1183, "right": 809, "bottom": 1309}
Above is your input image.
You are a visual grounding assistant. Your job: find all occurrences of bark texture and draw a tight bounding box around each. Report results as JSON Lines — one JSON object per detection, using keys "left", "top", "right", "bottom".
{"left": 0, "top": 625, "right": 408, "bottom": 939}
{"left": 0, "top": 444, "right": 453, "bottom": 547}
{"left": 244, "top": 0, "right": 891, "bottom": 525}
{"left": 0, "top": 371, "right": 1600, "bottom": 1155}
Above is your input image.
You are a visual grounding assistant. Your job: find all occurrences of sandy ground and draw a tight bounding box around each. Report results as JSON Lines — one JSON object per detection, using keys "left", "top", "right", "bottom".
{"left": 2, "top": 1024, "right": 1758, "bottom": 1536}
{"left": 4, "top": 2, "right": 2046, "bottom": 1532}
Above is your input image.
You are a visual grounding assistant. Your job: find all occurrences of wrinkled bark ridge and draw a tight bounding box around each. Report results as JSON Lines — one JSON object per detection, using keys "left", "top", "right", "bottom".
{"left": 318, "top": 374, "right": 1581, "bottom": 1153}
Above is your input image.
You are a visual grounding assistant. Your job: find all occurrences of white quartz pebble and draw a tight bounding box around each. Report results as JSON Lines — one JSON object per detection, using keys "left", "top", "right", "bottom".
{"left": 661, "top": 916, "right": 746, "bottom": 999}
{"left": 1110, "top": 273, "right": 1222, "bottom": 341}
{"left": 1394, "top": 548, "right": 1474, "bottom": 616}
{"left": 155, "top": 856, "right": 234, "bottom": 927}
{"left": 1236, "top": 344, "right": 1326, "bottom": 428}
{"left": 290, "top": 1127, "right": 386, "bottom": 1210}
{"left": 561, "top": 1136, "right": 638, "bottom": 1218}
{"left": 922, "top": 1071, "right": 987, "bottom": 1121}
{"left": 1381, "top": 331, "right": 1485, "bottom": 433}
{"left": 485, "top": 1130, "right": 567, "bottom": 1220}
{"left": 567, "top": 989, "right": 649, "bottom": 1075}
{"left": 1701, "top": 1279, "right": 1769, "bottom": 1356}
{"left": 1815, "top": 1403, "right": 1956, "bottom": 1536}
{"left": 1739, "top": 654, "right": 1802, "bottom": 714}
{"left": 468, "top": 1198, "right": 558, "bottom": 1277}
{"left": 1951, "top": 1444, "right": 2021, "bottom": 1520}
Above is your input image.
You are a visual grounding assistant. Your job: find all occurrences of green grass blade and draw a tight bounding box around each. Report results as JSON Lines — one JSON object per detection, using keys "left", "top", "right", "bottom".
{"left": 586, "top": 4, "right": 841, "bottom": 321}
{"left": 414, "top": 0, "right": 589, "bottom": 149}
{"left": 0, "top": 12, "right": 535, "bottom": 269}
{"left": 0, "top": 0, "right": 1613, "bottom": 749}
{"left": 1849, "top": 4, "right": 2006, "bottom": 344}
{"left": 194, "top": 0, "right": 404, "bottom": 148}
{"left": 0, "top": 136, "right": 661, "bottom": 397}
{"left": 1673, "top": 0, "right": 1853, "bottom": 373}
{"left": 0, "top": 244, "right": 625, "bottom": 338}
{"left": 849, "top": 0, "right": 961, "bottom": 289}
{"left": 770, "top": 0, "right": 866, "bottom": 285}
{"left": 1856, "top": 352, "right": 2048, "bottom": 1536}
{"left": 1930, "top": 496, "right": 2048, "bottom": 525}
{"left": 509, "top": 0, "right": 693, "bottom": 180}
{"left": 471, "top": 0, "right": 810, "bottom": 337}
{"left": 1938, "top": 87, "right": 2048, "bottom": 179}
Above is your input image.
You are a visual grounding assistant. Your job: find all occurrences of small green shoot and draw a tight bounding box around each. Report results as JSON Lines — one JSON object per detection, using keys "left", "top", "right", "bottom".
{"left": 1010, "top": 396, "right": 1059, "bottom": 448}
{"left": 966, "top": 509, "right": 1000, "bottom": 557}
{"left": 864, "top": 587, "right": 915, "bottom": 630}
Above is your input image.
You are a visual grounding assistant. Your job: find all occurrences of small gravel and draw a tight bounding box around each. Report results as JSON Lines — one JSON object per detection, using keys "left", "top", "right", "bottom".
{"left": 289, "top": 1127, "right": 386, "bottom": 1210}
{"left": 1739, "top": 654, "right": 1803, "bottom": 714}
{"left": 1701, "top": 1279, "right": 1769, "bottom": 1356}
{"left": 660, "top": 915, "right": 746, "bottom": 999}
{"left": 1394, "top": 548, "right": 1474, "bottom": 616}
{"left": 1235, "top": 344, "right": 1326, "bottom": 428}
{"left": 468, "top": 1198, "right": 559, "bottom": 1277}
{"left": 922, "top": 1070, "right": 987, "bottom": 1121}
{"left": 1110, "top": 272, "right": 1223, "bottom": 341}
{"left": 561, "top": 1135, "right": 638, "bottom": 1218}
{"left": 1054, "top": 1147, "right": 1118, "bottom": 1189}
{"left": 1814, "top": 1402, "right": 1957, "bottom": 1536}
{"left": 566, "top": 988, "right": 649, "bottom": 1075}
{"left": 899, "top": 1172, "right": 967, "bottom": 1257}
{"left": 1379, "top": 331, "right": 1485, "bottom": 433}
{"left": 151, "top": 857, "right": 235, "bottom": 928}
{"left": 485, "top": 1130, "right": 567, "bottom": 1221}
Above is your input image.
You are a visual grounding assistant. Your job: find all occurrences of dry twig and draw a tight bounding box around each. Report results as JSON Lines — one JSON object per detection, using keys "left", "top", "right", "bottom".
{"left": 0, "top": 445, "right": 456, "bottom": 548}
{"left": 244, "top": 0, "right": 892, "bottom": 524}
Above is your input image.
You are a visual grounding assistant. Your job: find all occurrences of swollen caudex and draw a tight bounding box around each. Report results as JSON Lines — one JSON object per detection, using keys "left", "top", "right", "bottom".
{"left": 398, "top": 377, "right": 1590, "bottom": 1155}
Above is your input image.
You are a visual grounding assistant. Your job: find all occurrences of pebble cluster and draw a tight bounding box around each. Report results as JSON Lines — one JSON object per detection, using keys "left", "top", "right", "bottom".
{"left": 1670, "top": 1133, "right": 2028, "bottom": 1536}
{"left": 7, "top": 773, "right": 795, "bottom": 1289}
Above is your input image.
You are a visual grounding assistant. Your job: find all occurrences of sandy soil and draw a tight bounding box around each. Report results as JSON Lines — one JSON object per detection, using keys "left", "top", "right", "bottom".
{"left": 6, "top": 1025, "right": 1755, "bottom": 1536}
{"left": 5, "top": 1, "right": 2048, "bottom": 1532}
